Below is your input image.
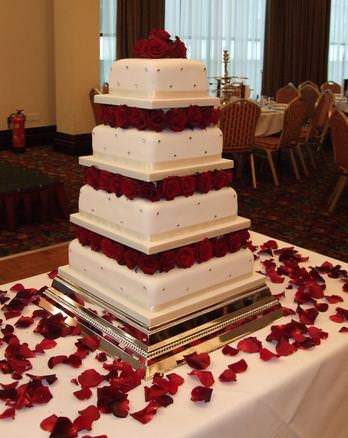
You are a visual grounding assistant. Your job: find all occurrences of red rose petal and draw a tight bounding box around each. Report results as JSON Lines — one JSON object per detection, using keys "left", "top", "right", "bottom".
{"left": 259, "top": 347, "right": 278, "bottom": 361}
{"left": 228, "top": 358, "right": 248, "bottom": 373}
{"left": 40, "top": 414, "right": 58, "bottom": 432}
{"left": 297, "top": 306, "right": 319, "bottom": 325}
{"left": 35, "top": 338, "right": 57, "bottom": 353}
{"left": 237, "top": 336, "right": 262, "bottom": 353}
{"left": 73, "top": 405, "right": 100, "bottom": 432}
{"left": 0, "top": 407, "right": 15, "bottom": 419}
{"left": 282, "top": 306, "right": 296, "bottom": 316}
{"left": 10, "top": 283, "right": 25, "bottom": 292}
{"left": 78, "top": 369, "right": 104, "bottom": 388}
{"left": 325, "top": 295, "right": 344, "bottom": 304}
{"left": 307, "top": 326, "right": 328, "bottom": 343}
{"left": 4, "top": 310, "right": 22, "bottom": 320}
{"left": 50, "top": 416, "right": 78, "bottom": 438}
{"left": 339, "top": 327, "right": 348, "bottom": 333}
{"left": 185, "top": 352, "right": 211, "bottom": 370}
{"left": 276, "top": 337, "right": 296, "bottom": 356}
{"left": 73, "top": 387, "right": 92, "bottom": 400}
{"left": 27, "top": 373, "right": 57, "bottom": 385}
{"left": 130, "top": 401, "right": 161, "bottom": 424}
{"left": 166, "top": 372, "right": 184, "bottom": 387}
{"left": 31, "top": 385, "right": 53, "bottom": 404}
{"left": 330, "top": 314, "right": 345, "bottom": 323}
{"left": 314, "top": 302, "right": 329, "bottom": 312}
{"left": 188, "top": 370, "right": 214, "bottom": 387}
{"left": 48, "top": 355, "right": 68, "bottom": 369}
{"left": 48, "top": 270, "right": 58, "bottom": 279}
{"left": 112, "top": 399, "right": 130, "bottom": 418}
{"left": 343, "top": 282, "right": 348, "bottom": 292}
{"left": 219, "top": 369, "right": 237, "bottom": 382}
{"left": 190, "top": 386, "right": 213, "bottom": 403}
{"left": 14, "top": 316, "right": 34, "bottom": 328}
{"left": 222, "top": 344, "right": 239, "bottom": 356}
{"left": 145, "top": 384, "right": 167, "bottom": 401}
{"left": 76, "top": 335, "right": 100, "bottom": 352}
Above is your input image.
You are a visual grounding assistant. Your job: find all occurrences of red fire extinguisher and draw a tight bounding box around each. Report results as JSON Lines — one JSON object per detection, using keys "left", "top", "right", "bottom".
{"left": 8, "top": 109, "right": 26, "bottom": 152}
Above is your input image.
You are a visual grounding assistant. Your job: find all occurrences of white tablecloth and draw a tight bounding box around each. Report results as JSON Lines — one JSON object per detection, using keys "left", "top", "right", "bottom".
{"left": 255, "top": 108, "right": 285, "bottom": 137}
{"left": 1, "top": 231, "right": 348, "bottom": 438}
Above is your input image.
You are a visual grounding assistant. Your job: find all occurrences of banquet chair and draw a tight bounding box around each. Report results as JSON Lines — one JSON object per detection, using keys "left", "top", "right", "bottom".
{"left": 328, "top": 110, "right": 348, "bottom": 213}
{"left": 254, "top": 97, "right": 307, "bottom": 186}
{"left": 297, "top": 90, "right": 334, "bottom": 171}
{"left": 299, "top": 83, "right": 320, "bottom": 121}
{"left": 220, "top": 99, "right": 261, "bottom": 188}
{"left": 320, "top": 81, "right": 341, "bottom": 94}
{"left": 275, "top": 83, "right": 299, "bottom": 104}
{"left": 298, "top": 80, "right": 319, "bottom": 91}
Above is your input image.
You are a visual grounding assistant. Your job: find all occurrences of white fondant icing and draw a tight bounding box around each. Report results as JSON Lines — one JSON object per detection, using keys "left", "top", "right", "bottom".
{"left": 92, "top": 125, "right": 223, "bottom": 169}
{"left": 78, "top": 185, "right": 237, "bottom": 239}
{"left": 68, "top": 239, "right": 253, "bottom": 310}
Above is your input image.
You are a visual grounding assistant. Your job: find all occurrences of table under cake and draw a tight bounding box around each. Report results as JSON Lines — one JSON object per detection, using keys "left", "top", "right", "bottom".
{"left": 1, "top": 232, "right": 348, "bottom": 438}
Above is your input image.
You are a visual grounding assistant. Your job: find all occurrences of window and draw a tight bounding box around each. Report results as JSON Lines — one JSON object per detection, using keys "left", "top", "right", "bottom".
{"left": 165, "top": 0, "right": 266, "bottom": 97}
{"left": 328, "top": 0, "right": 348, "bottom": 85}
{"left": 100, "top": 0, "right": 117, "bottom": 85}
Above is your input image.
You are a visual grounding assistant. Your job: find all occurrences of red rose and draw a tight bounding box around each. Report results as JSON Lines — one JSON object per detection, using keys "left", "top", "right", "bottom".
{"left": 109, "top": 174, "right": 123, "bottom": 197}
{"left": 138, "top": 254, "right": 160, "bottom": 275}
{"left": 102, "top": 105, "right": 114, "bottom": 126}
{"left": 187, "top": 106, "right": 204, "bottom": 128}
{"left": 197, "top": 172, "right": 213, "bottom": 193}
{"left": 123, "top": 248, "right": 140, "bottom": 270}
{"left": 225, "top": 169, "right": 233, "bottom": 185}
{"left": 100, "top": 238, "right": 125, "bottom": 263}
{"left": 176, "top": 246, "right": 196, "bottom": 268}
{"left": 130, "top": 108, "right": 147, "bottom": 130}
{"left": 159, "top": 250, "right": 177, "bottom": 272}
{"left": 133, "top": 38, "right": 147, "bottom": 57}
{"left": 76, "top": 227, "right": 90, "bottom": 246}
{"left": 201, "top": 107, "right": 214, "bottom": 127}
{"left": 84, "top": 166, "right": 99, "bottom": 188}
{"left": 160, "top": 176, "right": 182, "bottom": 200}
{"left": 213, "top": 170, "right": 228, "bottom": 190}
{"left": 210, "top": 107, "right": 221, "bottom": 125}
{"left": 149, "top": 29, "right": 171, "bottom": 41}
{"left": 140, "top": 182, "right": 161, "bottom": 202}
{"left": 114, "top": 105, "right": 130, "bottom": 128}
{"left": 89, "top": 233, "right": 101, "bottom": 252}
{"left": 99, "top": 170, "right": 112, "bottom": 192}
{"left": 143, "top": 37, "right": 170, "bottom": 58}
{"left": 228, "top": 233, "right": 242, "bottom": 253}
{"left": 167, "top": 108, "right": 188, "bottom": 132}
{"left": 146, "top": 110, "right": 167, "bottom": 132}
{"left": 195, "top": 238, "right": 214, "bottom": 263}
{"left": 121, "top": 177, "right": 140, "bottom": 200}
{"left": 214, "top": 237, "right": 229, "bottom": 257}
{"left": 238, "top": 229, "right": 250, "bottom": 245}
{"left": 169, "top": 37, "right": 187, "bottom": 58}
{"left": 180, "top": 175, "right": 197, "bottom": 197}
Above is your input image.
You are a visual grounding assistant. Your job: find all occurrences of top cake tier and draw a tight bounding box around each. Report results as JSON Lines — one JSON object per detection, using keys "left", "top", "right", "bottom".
{"left": 94, "top": 59, "right": 220, "bottom": 109}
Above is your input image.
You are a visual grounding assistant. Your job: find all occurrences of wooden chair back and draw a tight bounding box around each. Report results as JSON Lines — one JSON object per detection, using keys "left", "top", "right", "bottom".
{"left": 330, "top": 110, "right": 348, "bottom": 170}
{"left": 307, "top": 90, "right": 334, "bottom": 142}
{"left": 275, "top": 83, "right": 299, "bottom": 104}
{"left": 320, "top": 81, "right": 341, "bottom": 94}
{"left": 299, "top": 84, "right": 320, "bottom": 120}
{"left": 279, "top": 97, "right": 307, "bottom": 149}
{"left": 220, "top": 99, "right": 261, "bottom": 152}
{"left": 298, "top": 80, "right": 319, "bottom": 91}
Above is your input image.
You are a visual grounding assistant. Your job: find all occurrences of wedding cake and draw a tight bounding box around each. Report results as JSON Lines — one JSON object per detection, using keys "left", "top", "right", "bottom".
{"left": 46, "top": 31, "right": 280, "bottom": 377}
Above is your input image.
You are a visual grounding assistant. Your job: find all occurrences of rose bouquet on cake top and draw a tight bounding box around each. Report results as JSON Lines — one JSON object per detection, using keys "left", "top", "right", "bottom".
{"left": 133, "top": 29, "right": 187, "bottom": 58}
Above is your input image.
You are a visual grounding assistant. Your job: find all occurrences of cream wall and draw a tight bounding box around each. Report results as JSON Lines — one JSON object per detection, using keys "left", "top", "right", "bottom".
{"left": 54, "top": 0, "right": 100, "bottom": 135}
{"left": 0, "top": 0, "right": 55, "bottom": 130}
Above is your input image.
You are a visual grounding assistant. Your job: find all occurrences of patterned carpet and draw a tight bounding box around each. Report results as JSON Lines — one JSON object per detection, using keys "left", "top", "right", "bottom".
{"left": 0, "top": 145, "right": 347, "bottom": 262}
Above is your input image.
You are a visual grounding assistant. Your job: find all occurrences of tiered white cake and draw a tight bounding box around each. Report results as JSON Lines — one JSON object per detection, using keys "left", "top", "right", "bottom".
{"left": 58, "top": 57, "right": 266, "bottom": 328}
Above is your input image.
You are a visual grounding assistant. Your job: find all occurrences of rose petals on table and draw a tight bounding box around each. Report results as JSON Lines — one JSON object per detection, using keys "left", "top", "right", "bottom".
{"left": 48, "top": 270, "right": 58, "bottom": 279}
{"left": 237, "top": 336, "right": 262, "bottom": 353}
{"left": 78, "top": 369, "right": 104, "bottom": 388}
{"left": 35, "top": 338, "right": 57, "bottom": 353}
{"left": 9, "top": 283, "right": 25, "bottom": 293}
{"left": 0, "top": 406, "right": 16, "bottom": 419}
{"left": 14, "top": 316, "right": 34, "bottom": 328}
{"left": 314, "top": 302, "right": 329, "bottom": 312}
{"left": 228, "top": 359, "right": 248, "bottom": 373}
{"left": 297, "top": 306, "right": 319, "bottom": 325}
{"left": 325, "top": 294, "right": 344, "bottom": 304}
{"left": 26, "top": 373, "right": 57, "bottom": 385}
{"left": 188, "top": 370, "right": 215, "bottom": 387}
{"left": 166, "top": 372, "right": 184, "bottom": 387}
{"left": 219, "top": 369, "right": 237, "bottom": 382}
{"left": 48, "top": 355, "right": 68, "bottom": 369}
{"left": 259, "top": 347, "right": 279, "bottom": 361}
{"left": 130, "top": 401, "right": 161, "bottom": 424}
{"left": 339, "top": 327, "right": 348, "bottom": 333}
{"left": 190, "top": 386, "right": 213, "bottom": 403}
{"left": 73, "top": 387, "right": 92, "bottom": 401}
{"left": 276, "top": 337, "right": 296, "bottom": 356}
{"left": 49, "top": 416, "right": 78, "bottom": 438}
{"left": 185, "top": 352, "right": 211, "bottom": 370}
{"left": 40, "top": 414, "right": 58, "bottom": 432}
{"left": 222, "top": 344, "right": 239, "bottom": 356}
{"left": 73, "top": 405, "right": 100, "bottom": 432}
